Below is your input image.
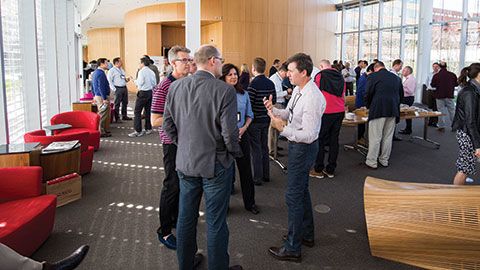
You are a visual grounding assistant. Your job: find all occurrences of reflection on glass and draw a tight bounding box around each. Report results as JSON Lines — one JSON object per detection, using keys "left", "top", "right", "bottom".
{"left": 468, "top": 0, "right": 480, "bottom": 18}
{"left": 381, "top": 29, "right": 401, "bottom": 68}
{"left": 405, "top": 0, "right": 420, "bottom": 25}
{"left": 361, "top": 31, "right": 378, "bottom": 62}
{"left": 433, "top": 0, "right": 464, "bottom": 22}
{"left": 431, "top": 22, "right": 462, "bottom": 73}
{"left": 404, "top": 27, "right": 418, "bottom": 73}
{"left": 383, "top": 0, "right": 402, "bottom": 28}
{"left": 344, "top": 33, "right": 359, "bottom": 64}
{"left": 465, "top": 21, "right": 480, "bottom": 66}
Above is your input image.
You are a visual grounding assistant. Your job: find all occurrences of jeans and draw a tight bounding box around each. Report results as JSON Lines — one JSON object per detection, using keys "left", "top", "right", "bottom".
{"left": 284, "top": 140, "right": 318, "bottom": 253}
{"left": 234, "top": 133, "right": 255, "bottom": 210}
{"left": 248, "top": 122, "right": 270, "bottom": 181}
{"left": 314, "top": 112, "right": 344, "bottom": 174}
{"left": 436, "top": 98, "right": 455, "bottom": 128}
{"left": 133, "top": 90, "right": 152, "bottom": 132}
{"left": 158, "top": 144, "right": 179, "bottom": 236}
{"left": 114, "top": 86, "right": 128, "bottom": 119}
{"left": 402, "top": 96, "right": 415, "bottom": 131}
{"left": 176, "top": 162, "right": 233, "bottom": 270}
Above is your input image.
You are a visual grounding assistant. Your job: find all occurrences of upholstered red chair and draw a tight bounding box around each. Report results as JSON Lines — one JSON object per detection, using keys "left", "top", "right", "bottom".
{"left": 50, "top": 111, "right": 101, "bottom": 151}
{"left": 24, "top": 129, "right": 94, "bottom": 175}
{"left": 0, "top": 167, "right": 56, "bottom": 256}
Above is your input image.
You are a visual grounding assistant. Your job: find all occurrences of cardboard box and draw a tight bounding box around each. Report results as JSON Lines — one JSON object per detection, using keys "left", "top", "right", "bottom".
{"left": 45, "top": 173, "right": 82, "bottom": 207}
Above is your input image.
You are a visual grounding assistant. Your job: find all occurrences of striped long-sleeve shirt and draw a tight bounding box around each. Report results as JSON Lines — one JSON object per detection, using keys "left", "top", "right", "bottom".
{"left": 151, "top": 75, "right": 176, "bottom": 144}
{"left": 247, "top": 74, "right": 276, "bottom": 123}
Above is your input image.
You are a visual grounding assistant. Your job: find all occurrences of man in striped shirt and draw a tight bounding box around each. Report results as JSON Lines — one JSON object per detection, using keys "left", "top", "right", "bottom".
{"left": 247, "top": 57, "right": 276, "bottom": 185}
{"left": 151, "top": 45, "right": 192, "bottom": 251}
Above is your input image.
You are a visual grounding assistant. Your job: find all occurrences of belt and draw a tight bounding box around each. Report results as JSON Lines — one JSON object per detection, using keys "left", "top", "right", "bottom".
{"left": 288, "top": 139, "right": 317, "bottom": 145}
{"left": 114, "top": 85, "right": 127, "bottom": 88}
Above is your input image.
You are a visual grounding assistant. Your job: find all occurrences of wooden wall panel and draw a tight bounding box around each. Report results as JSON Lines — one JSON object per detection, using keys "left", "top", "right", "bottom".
{"left": 147, "top": 23, "right": 162, "bottom": 56}
{"left": 162, "top": 26, "right": 186, "bottom": 48}
{"left": 287, "top": 0, "right": 305, "bottom": 26}
{"left": 244, "top": 22, "right": 268, "bottom": 65}
{"left": 245, "top": 0, "right": 269, "bottom": 23}
{"left": 124, "top": 8, "right": 147, "bottom": 78}
{"left": 86, "top": 28, "right": 124, "bottom": 62}
{"left": 82, "top": 46, "right": 88, "bottom": 62}
{"left": 201, "top": 22, "right": 223, "bottom": 50}
{"left": 267, "top": 23, "right": 287, "bottom": 66}
{"left": 223, "top": 0, "right": 245, "bottom": 22}
{"left": 201, "top": 0, "right": 222, "bottom": 21}
{"left": 287, "top": 25, "right": 304, "bottom": 57}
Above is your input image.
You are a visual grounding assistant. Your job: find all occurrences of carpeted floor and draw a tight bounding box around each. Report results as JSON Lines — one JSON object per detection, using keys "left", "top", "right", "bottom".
{"left": 32, "top": 99, "right": 473, "bottom": 270}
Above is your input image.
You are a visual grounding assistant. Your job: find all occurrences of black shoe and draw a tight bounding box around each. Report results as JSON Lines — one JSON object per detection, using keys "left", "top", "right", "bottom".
{"left": 229, "top": 266, "right": 243, "bottom": 270}
{"left": 277, "top": 146, "right": 284, "bottom": 151}
{"left": 253, "top": 180, "right": 263, "bottom": 186}
{"left": 268, "top": 246, "right": 301, "bottom": 262}
{"left": 193, "top": 253, "right": 203, "bottom": 269}
{"left": 263, "top": 177, "right": 270, "bottom": 182}
{"left": 248, "top": 205, "right": 259, "bottom": 215}
{"left": 122, "top": 116, "right": 133, "bottom": 121}
{"left": 393, "top": 136, "right": 402, "bottom": 141}
{"left": 43, "top": 245, "right": 89, "bottom": 270}
{"left": 282, "top": 235, "right": 315, "bottom": 247}
{"left": 398, "top": 129, "right": 412, "bottom": 135}
{"left": 428, "top": 123, "right": 438, "bottom": 127}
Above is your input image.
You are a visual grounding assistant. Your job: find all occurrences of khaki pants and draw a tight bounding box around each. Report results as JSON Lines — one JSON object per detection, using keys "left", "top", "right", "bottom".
{"left": 0, "top": 243, "right": 43, "bottom": 270}
{"left": 366, "top": 117, "right": 396, "bottom": 168}
{"left": 94, "top": 95, "right": 110, "bottom": 134}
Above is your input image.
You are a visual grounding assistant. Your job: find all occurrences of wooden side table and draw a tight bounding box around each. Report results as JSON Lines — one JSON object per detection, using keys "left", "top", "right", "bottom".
{"left": 40, "top": 144, "right": 81, "bottom": 182}
{"left": 0, "top": 143, "right": 41, "bottom": 167}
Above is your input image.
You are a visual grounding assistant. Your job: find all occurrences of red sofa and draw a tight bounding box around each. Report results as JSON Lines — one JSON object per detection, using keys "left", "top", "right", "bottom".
{"left": 51, "top": 111, "right": 101, "bottom": 151}
{"left": 24, "top": 129, "right": 94, "bottom": 175}
{"left": 0, "top": 167, "right": 56, "bottom": 256}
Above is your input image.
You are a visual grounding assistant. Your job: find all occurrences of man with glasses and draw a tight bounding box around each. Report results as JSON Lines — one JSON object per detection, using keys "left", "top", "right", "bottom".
{"left": 151, "top": 45, "right": 191, "bottom": 251}
{"left": 163, "top": 45, "right": 243, "bottom": 270}
{"left": 264, "top": 53, "right": 326, "bottom": 262}
{"left": 107, "top": 57, "right": 132, "bottom": 122}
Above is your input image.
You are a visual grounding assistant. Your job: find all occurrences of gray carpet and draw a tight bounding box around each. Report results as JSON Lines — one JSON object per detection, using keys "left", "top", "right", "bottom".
{"left": 31, "top": 101, "right": 472, "bottom": 269}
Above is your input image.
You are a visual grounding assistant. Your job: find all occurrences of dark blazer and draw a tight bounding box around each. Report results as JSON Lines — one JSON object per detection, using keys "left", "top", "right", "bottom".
{"left": 431, "top": 68, "right": 458, "bottom": 99}
{"left": 365, "top": 68, "right": 404, "bottom": 121}
{"left": 239, "top": 71, "right": 250, "bottom": 92}
{"left": 452, "top": 81, "right": 480, "bottom": 149}
{"left": 268, "top": 66, "right": 277, "bottom": 77}
{"left": 162, "top": 70, "right": 242, "bottom": 178}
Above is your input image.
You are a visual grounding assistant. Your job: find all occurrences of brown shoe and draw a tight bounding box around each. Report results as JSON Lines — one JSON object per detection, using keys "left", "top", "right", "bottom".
{"left": 268, "top": 246, "right": 301, "bottom": 262}
{"left": 309, "top": 169, "right": 324, "bottom": 179}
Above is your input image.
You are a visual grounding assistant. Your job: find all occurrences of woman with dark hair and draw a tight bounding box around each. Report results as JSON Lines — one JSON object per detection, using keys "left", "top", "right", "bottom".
{"left": 219, "top": 63, "right": 259, "bottom": 214}
{"left": 452, "top": 63, "right": 480, "bottom": 185}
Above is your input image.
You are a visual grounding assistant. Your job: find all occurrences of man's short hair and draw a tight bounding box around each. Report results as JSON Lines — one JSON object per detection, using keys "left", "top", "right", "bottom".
{"left": 362, "top": 60, "right": 369, "bottom": 66}
{"left": 273, "top": 59, "right": 280, "bottom": 65}
{"left": 392, "top": 59, "right": 403, "bottom": 67}
{"left": 140, "top": 57, "right": 151, "bottom": 66}
{"left": 97, "top": 58, "right": 108, "bottom": 65}
{"left": 374, "top": 61, "right": 385, "bottom": 69}
{"left": 194, "top": 45, "right": 219, "bottom": 65}
{"left": 433, "top": 62, "right": 440, "bottom": 66}
{"left": 404, "top": 66, "right": 413, "bottom": 74}
{"left": 319, "top": 59, "right": 331, "bottom": 69}
{"left": 286, "top": 53, "right": 313, "bottom": 77}
{"left": 366, "top": 63, "right": 375, "bottom": 73}
{"left": 168, "top": 45, "right": 191, "bottom": 63}
{"left": 439, "top": 62, "right": 447, "bottom": 68}
{"left": 279, "top": 62, "right": 288, "bottom": 72}
{"left": 113, "top": 57, "right": 121, "bottom": 65}
{"left": 253, "top": 57, "right": 266, "bottom": 74}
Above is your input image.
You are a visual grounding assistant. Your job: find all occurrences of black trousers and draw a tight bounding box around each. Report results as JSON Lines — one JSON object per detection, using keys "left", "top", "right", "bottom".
{"left": 158, "top": 143, "right": 179, "bottom": 236}
{"left": 402, "top": 96, "right": 415, "bottom": 131}
{"left": 314, "top": 112, "right": 345, "bottom": 174}
{"left": 133, "top": 90, "right": 152, "bottom": 132}
{"left": 346, "top": 82, "right": 354, "bottom": 96}
{"left": 358, "top": 124, "right": 366, "bottom": 140}
{"left": 234, "top": 133, "right": 255, "bottom": 210}
{"left": 425, "top": 88, "right": 438, "bottom": 125}
{"left": 248, "top": 122, "right": 270, "bottom": 182}
{"left": 114, "top": 86, "right": 128, "bottom": 119}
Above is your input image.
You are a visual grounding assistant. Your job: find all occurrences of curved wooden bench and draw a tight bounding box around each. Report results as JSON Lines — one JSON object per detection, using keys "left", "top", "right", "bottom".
{"left": 364, "top": 177, "right": 480, "bottom": 270}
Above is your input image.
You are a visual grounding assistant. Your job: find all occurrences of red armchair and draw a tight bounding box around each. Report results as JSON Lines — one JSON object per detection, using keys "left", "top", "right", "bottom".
{"left": 0, "top": 167, "right": 56, "bottom": 256}
{"left": 50, "top": 111, "right": 101, "bottom": 151}
{"left": 24, "top": 129, "right": 94, "bottom": 175}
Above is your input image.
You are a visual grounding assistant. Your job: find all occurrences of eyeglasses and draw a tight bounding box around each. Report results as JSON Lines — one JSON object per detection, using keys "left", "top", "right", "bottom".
{"left": 288, "top": 92, "right": 302, "bottom": 123}
{"left": 211, "top": 56, "right": 225, "bottom": 64}
{"left": 173, "top": 58, "right": 193, "bottom": 64}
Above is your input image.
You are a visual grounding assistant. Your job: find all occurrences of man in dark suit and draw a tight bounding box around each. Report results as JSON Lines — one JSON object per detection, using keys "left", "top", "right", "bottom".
{"left": 364, "top": 61, "right": 404, "bottom": 169}
{"left": 431, "top": 61, "right": 458, "bottom": 132}
{"left": 269, "top": 59, "right": 281, "bottom": 77}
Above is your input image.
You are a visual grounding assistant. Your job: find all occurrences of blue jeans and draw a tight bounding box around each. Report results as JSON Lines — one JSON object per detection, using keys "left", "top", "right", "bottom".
{"left": 176, "top": 162, "right": 233, "bottom": 270}
{"left": 284, "top": 140, "right": 318, "bottom": 253}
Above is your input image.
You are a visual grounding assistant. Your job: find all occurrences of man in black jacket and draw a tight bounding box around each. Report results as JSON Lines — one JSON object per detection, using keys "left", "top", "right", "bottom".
{"left": 365, "top": 61, "right": 404, "bottom": 169}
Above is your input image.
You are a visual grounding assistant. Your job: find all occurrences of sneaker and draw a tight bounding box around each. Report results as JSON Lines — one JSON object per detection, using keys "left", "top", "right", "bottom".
{"left": 309, "top": 169, "right": 324, "bottom": 179}
{"left": 145, "top": 129, "right": 153, "bottom": 135}
{"left": 322, "top": 169, "right": 334, "bottom": 178}
{"left": 157, "top": 233, "right": 177, "bottom": 250}
{"left": 128, "top": 131, "right": 145, "bottom": 137}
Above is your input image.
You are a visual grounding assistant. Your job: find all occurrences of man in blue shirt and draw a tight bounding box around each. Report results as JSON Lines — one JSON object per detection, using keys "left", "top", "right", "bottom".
{"left": 92, "top": 58, "right": 111, "bottom": 137}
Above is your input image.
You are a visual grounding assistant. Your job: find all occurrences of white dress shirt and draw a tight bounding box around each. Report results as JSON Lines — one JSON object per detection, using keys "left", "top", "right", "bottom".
{"left": 135, "top": 66, "right": 157, "bottom": 91}
{"left": 107, "top": 66, "right": 127, "bottom": 91}
{"left": 426, "top": 71, "right": 437, "bottom": 91}
{"left": 272, "top": 79, "right": 326, "bottom": 144}
{"left": 269, "top": 72, "right": 288, "bottom": 104}
{"left": 342, "top": 68, "right": 356, "bottom": 82}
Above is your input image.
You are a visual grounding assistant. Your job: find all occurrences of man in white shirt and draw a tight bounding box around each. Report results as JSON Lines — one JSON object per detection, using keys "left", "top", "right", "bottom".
{"left": 129, "top": 57, "right": 157, "bottom": 137}
{"left": 268, "top": 63, "right": 290, "bottom": 156}
{"left": 425, "top": 62, "right": 440, "bottom": 127}
{"left": 107, "top": 57, "right": 131, "bottom": 122}
{"left": 264, "top": 53, "right": 326, "bottom": 262}
{"left": 341, "top": 62, "right": 356, "bottom": 96}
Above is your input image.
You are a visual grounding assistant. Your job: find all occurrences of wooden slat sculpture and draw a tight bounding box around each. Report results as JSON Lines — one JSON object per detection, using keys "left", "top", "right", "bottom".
{"left": 364, "top": 177, "right": 480, "bottom": 270}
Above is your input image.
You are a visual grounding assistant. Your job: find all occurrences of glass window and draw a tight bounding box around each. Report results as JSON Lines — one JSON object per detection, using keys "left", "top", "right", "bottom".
{"left": 404, "top": 27, "right": 418, "bottom": 72}
{"left": 362, "top": 3, "right": 379, "bottom": 30}
{"left": 468, "top": 0, "right": 480, "bottom": 18}
{"left": 433, "top": 0, "right": 464, "bottom": 22}
{"left": 1, "top": 0, "right": 26, "bottom": 143}
{"left": 344, "top": 33, "right": 358, "bottom": 64}
{"left": 336, "top": 10, "right": 343, "bottom": 33}
{"left": 36, "top": 0, "right": 47, "bottom": 126}
{"left": 381, "top": 29, "right": 401, "bottom": 68}
{"left": 336, "top": 35, "right": 342, "bottom": 61}
{"left": 405, "top": 0, "right": 420, "bottom": 25}
{"left": 361, "top": 31, "right": 378, "bottom": 62}
{"left": 383, "top": 0, "right": 402, "bottom": 28}
{"left": 344, "top": 7, "right": 359, "bottom": 32}
{"left": 431, "top": 22, "right": 462, "bottom": 73}
{"left": 465, "top": 21, "right": 480, "bottom": 66}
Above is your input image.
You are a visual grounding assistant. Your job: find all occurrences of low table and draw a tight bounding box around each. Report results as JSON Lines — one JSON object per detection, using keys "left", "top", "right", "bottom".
{"left": 43, "top": 124, "right": 72, "bottom": 136}
{"left": 0, "top": 142, "right": 41, "bottom": 167}
{"left": 39, "top": 143, "right": 81, "bottom": 182}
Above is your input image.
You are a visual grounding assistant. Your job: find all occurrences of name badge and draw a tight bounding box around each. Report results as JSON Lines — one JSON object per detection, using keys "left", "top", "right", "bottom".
{"left": 237, "top": 112, "right": 241, "bottom": 122}
{"left": 120, "top": 75, "right": 126, "bottom": 80}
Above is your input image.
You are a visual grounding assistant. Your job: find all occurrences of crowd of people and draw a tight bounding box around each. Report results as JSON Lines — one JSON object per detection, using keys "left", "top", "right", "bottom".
{"left": 86, "top": 44, "right": 480, "bottom": 270}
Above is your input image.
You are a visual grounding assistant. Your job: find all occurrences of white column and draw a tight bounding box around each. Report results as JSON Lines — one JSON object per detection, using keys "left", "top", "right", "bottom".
{"left": 55, "top": 0, "right": 71, "bottom": 112}
{"left": 66, "top": 0, "right": 79, "bottom": 102}
{"left": 377, "top": 0, "right": 384, "bottom": 58}
{"left": 399, "top": 0, "right": 407, "bottom": 60}
{"left": 459, "top": 0, "right": 468, "bottom": 72}
{"left": 357, "top": 3, "right": 364, "bottom": 62}
{"left": 0, "top": 23, "right": 7, "bottom": 143}
{"left": 185, "top": 0, "right": 201, "bottom": 53}
{"left": 43, "top": 0, "right": 60, "bottom": 118}
{"left": 415, "top": 0, "right": 433, "bottom": 103}
{"left": 19, "top": 0, "right": 42, "bottom": 131}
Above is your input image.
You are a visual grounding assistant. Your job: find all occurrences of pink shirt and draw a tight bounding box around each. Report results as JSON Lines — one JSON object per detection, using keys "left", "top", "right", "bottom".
{"left": 403, "top": 74, "right": 416, "bottom": 97}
